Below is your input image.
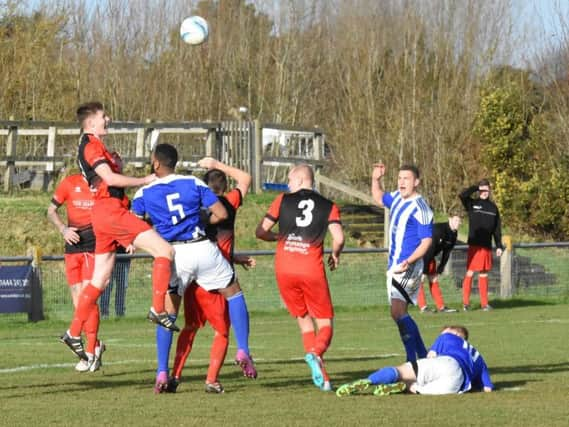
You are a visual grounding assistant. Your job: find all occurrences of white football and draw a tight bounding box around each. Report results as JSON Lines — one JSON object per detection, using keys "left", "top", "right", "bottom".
{"left": 180, "top": 16, "right": 209, "bottom": 45}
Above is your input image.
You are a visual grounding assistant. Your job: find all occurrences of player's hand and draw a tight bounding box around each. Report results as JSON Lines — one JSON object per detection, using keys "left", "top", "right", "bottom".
{"left": 62, "top": 227, "right": 80, "bottom": 245}
{"left": 143, "top": 174, "right": 156, "bottom": 185}
{"left": 124, "top": 244, "right": 135, "bottom": 254}
{"left": 372, "top": 163, "right": 385, "bottom": 180}
{"left": 483, "top": 387, "right": 493, "bottom": 393}
{"left": 198, "top": 157, "right": 218, "bottom": 170}
{"left": 393, "top": 260, "right": 409, "bottom": 273}
{"left": 496, "top": 248, "right": 503, "bottom": 257}
{"left": 327, "top": 253, "right": 340, "bottom": 271}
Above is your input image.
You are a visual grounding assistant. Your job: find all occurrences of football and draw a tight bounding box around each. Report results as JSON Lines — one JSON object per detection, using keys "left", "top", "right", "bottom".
{"left": 180, "top": 16, "right": 209, "bottom": 45}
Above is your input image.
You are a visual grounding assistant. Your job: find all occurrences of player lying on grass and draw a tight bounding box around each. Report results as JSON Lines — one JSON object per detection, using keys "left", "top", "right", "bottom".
{"left": 336, "top": 325, "right": 493, "bottom": 397}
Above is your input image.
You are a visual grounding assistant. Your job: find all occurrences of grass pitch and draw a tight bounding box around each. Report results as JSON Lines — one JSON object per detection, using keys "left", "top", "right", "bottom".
{"left": 1, "top": 301, "right": 568, "bottom": 426}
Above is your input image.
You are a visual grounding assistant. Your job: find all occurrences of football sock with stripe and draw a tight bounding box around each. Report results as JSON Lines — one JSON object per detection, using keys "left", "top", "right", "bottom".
{"left": 368, "top": 366, "right": 399, "bottom": 385}
{"left": 156, "top": 314, "right": 177, "bottom": 374}
{"left": 227, "top": 291, "right": 250, "bottom": 354}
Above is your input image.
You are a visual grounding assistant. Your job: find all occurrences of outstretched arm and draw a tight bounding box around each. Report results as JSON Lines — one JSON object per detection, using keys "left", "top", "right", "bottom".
{"left": 371, "top": 163, "right": 386, "bottom": 207}
{"left": 198, "top": 157, "right": 252, "bottom": 195}
{"left": 95, "top": 163, "right": 154, "bottom": 188}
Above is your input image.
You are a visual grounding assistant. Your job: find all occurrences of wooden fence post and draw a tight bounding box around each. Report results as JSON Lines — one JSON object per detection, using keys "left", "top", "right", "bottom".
{"left": 46, "top": 126, "right": 56, "bottom": 172}
{"left": 253, "top": 120, "right": 262, "bottom": 194}
{"left": 206, "top": 128, "right": 215, "bottom": 157}
{"left": 500, "top": 235, "right": 513, "bottom": 298}
{"left": 4, "top": 118, "right": 17, "bottom": 191}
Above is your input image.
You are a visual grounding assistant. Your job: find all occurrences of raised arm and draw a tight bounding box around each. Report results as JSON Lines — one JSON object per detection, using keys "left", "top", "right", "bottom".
{"left": 198, "top": 157, "right": 252, "bottom": 195}
{"left": 94, "top": 163, "right": 154, "bottom": 188}
{"left": 459, "top": 184, "right": 478, "bottom": 210}
{"left": 371, "top": 163, "right": 386, "bottom": 207}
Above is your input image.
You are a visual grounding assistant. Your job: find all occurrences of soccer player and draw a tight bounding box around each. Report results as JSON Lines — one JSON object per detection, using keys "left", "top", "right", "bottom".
{"left": 199, "top": 157, "right": 256, "bottom": 370}
{"left": 131, "top": 144, "right": 256, "bottom": 392}
{"left": 417, "top": 215, "right": 461, "bottom": 313}
{"left": 256, "top": 164, "right": 345, "bottom": 391}
{"left": 47, "top": 170, "right": 104, "bottom": 372}
{"left": 459, "top": 179, "right": 504, "bottom": 311}
{"left": 371, "top": 163, "right": 433, "bottom": 363}
{"left": 60, "top": 101, "right": 176, "bottom": 365}
{"left": 336, "top": 325, "right": 494, "bottom": 396}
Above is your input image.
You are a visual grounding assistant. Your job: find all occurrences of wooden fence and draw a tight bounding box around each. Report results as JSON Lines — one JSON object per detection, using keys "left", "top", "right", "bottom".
{"left": 0, "top": 119, "right": 326, "bottom": 193}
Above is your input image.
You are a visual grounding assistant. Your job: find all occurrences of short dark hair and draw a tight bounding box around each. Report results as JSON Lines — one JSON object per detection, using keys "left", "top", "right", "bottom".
{"left": 203, "top": 168, "right": 227, "bottom": 194}
{"left": 400, "top": 164, "right": 420, "bottom": 179}
{"left": 76, "top": 101, "right": 104, "bottom": 126}
{"left": 153, "top": 143, "right": 178, "bottom": 170}
{"left": 442, "top": 325, "right": 469, "bottom": 340}
{"left": 478, "top": 178, "right": 490, "bottom": 187}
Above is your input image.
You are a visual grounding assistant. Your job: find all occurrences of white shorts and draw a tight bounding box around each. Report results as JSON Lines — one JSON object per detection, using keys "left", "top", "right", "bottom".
{"left": 169, "top": 239, "right": 234, "bottom": 295}
{"left": 386, "top": 260, "right": 423, "bottom": 305}
{"left": 411, "top": 356, "right": 464, "bottom": 395}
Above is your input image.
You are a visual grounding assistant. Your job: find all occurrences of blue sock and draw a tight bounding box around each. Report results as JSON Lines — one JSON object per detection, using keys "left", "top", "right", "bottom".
{"left": 396, "top": 314, "right": 423, "bottom": 362}
{"left": 156, "top": 314, "right": 176, "bottom": 374}
{"left": 368, "top": 366, "right": 399, "bottom": 385}
{"left": 227, "top": 291, "right": 250, "bottom": 354}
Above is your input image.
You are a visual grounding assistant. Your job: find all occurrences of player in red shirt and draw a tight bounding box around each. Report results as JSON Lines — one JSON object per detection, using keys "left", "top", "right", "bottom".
{"left": 59, "top": 101, "right": 176, "bottom": 364}
{"left": 48, "top": 172, "right": 104, "bottom": 372}
{"left": 170, "top": 158, "right": 257, "bottom": 390}
{"left": 256, "top": 164, "right": 345, "bottom": 391}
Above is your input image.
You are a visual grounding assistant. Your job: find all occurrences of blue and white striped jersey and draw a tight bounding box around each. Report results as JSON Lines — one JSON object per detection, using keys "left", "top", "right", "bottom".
{"left": 382, "top": 191, "right": 433, "bottom": 269}
{"left": 430, "top": 332, "right": 494, "bottom": 392}
{"left": 132, "top": 174, "right": 219, "bottom": 242}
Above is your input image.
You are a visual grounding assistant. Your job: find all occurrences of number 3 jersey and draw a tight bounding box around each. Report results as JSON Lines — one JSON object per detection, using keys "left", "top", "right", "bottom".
{"left": 131, "top": 174, "right": 219, "bottom": 242}
{"left": 265, "top": 189, "right": 341, "bottom": 274}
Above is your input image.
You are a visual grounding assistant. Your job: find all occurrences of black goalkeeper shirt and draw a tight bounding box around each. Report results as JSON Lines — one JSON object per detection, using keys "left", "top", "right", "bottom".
{"left": 459, "top": 185, "right": 504, "bottom": 250}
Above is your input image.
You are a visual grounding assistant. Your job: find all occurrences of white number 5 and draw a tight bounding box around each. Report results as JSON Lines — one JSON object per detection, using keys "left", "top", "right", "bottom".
{"left": 296, "top": 199, "right": 314, "bottom": 227}
{"left": 167, "top": 193, "right": 185, "bottom": 225}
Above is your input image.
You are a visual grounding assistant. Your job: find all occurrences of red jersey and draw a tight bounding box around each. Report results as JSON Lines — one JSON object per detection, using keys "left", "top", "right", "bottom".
{"left": 265, "top": 189, "right": 341, "bottom": 275}
{"left": 77, "top": 133, "right": 125, "bottom": 200}
{"left": 51, "top": 174, "right": 95, "bottom": 253}
{"left": 205, "top": 189, "right": 242, "bottom": 262}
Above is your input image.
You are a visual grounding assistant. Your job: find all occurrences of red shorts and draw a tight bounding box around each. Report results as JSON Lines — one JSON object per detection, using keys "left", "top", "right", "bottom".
{"left": 275, "top": 270, "right": 334, "bottom": 319}
{"left": 64, "top": 252, "right": 94, "bottom": 285}
{"left": 467, "top": 246, "right": 493, "bottom": 272}
{"left": 92, "top": 198, "right": 151, "bottom": 254}
{"left": 425, "top": 259, "right": 437, "bottom": 276}
{"left": 183, "top": 282, "right": 229, "bottom": 333}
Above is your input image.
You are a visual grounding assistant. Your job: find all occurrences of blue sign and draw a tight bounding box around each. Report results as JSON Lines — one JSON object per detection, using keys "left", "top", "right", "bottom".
{"left": 0, "top": 265, "right": 33, "bottom": 313}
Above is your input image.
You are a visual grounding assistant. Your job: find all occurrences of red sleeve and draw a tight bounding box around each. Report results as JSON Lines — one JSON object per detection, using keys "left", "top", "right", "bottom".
{"left": 84, "top": 137, "right": 109, "bottom": 169}
{"left": 328, "top": 203, "right": 341, "bottom": 224}
{"left": 265, "top": 193, "right": 284, "bottom": 222}
{"left": 225, "top": 189, "right": 242, "bottom": 210}
{"left": 52, "top": 177, "right": 70, "bottom": 206}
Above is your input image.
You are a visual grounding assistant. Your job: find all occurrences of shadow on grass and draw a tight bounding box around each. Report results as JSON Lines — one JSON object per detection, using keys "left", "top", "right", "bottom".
{"left": 491, "top": 361, "right": 569, "bottom": 374}
{"left": 493, "top": 380, "right": 531, "bottom": 390}
{"left": 488, "top": 299, "right": 558, "bottom": 309}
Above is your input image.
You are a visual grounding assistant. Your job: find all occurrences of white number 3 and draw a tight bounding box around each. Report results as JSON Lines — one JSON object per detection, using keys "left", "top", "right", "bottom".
{"left": 296, "top": 199, "right": 314, "bottom": 227}
{"left": 167, "top": 193, "right": 185, "bottom": 225}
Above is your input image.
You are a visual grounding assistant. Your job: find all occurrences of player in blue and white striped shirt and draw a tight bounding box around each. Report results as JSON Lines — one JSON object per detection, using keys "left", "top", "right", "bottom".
{"left": 371, "top": 163, "right": 433, "bottom": 362}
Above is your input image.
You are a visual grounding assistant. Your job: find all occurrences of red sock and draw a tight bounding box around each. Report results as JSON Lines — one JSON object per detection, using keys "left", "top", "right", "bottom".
{"left": 430, "top": 280, "right": 445, "bottom": 310}
{"left": 314, "top": 326, "right": 333, "bottom": 357}
{"left": 172, "top": 327, "right": 197, "bottom": 379}
{"left": 302, "top": 331, "right": 316, "bottom": 353}
{"left": 206, "top": 331, "right": 229, "bottom": 384}
{"left": 84, "top": 303, "right": 100, "bottom": 354}
{"left": 152, "top": 257, "right": 171, "bottom": 313}
{"left": 462, "top": 275, "right": 473, "bottom": 306}
{"left": 320, "top": 357, "right": 330, "bottom": 382}
{"left": 479, "top": 276, "right": 489, "bottom": 307}
{"left": 69, "top": 284, "right": 102, "bottom": 337}
{"left": 417, "top": 282, "right": 427, "bottom": 309}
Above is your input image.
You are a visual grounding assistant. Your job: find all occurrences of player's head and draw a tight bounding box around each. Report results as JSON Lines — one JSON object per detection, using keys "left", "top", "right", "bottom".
{"left": 478, "top": 178, "right": 491, "bottom": 200}
{"left": 448, "top": 214, "right": 461, "bottom": 231}
{"left": 203, "top": 168, "right": 227, "bottom": 195}
{"left": 151, "top": 143, "right": 178, "bottom": 177}
{"left": 288, "top": 163, "right": 314, "bottom": 193}
{"left": 442, "top": 325, "right": 469, "bottom": 340}
{"left": 76, "top": 101, "right": 110, "bottom": 137}
{"left": 398, "top": 164, "right": 420, "bottom": 199}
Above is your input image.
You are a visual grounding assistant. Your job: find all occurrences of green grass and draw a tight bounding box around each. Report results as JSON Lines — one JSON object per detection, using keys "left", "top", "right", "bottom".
{"left": 1, "top": 301, "right": 568, "bottom": 426}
